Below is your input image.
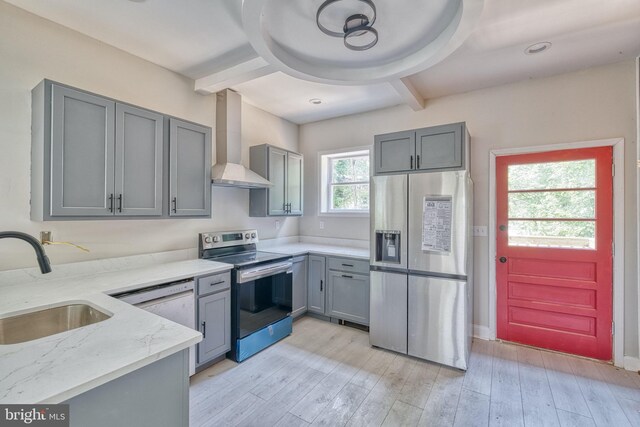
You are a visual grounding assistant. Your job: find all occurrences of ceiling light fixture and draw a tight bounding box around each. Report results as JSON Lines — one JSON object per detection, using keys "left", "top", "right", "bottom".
{"left": 309, "top": 98, "right": 323, "bottom": 105}
{"left": 316, "top": 0, "right": 378, "bottom": 51}
{"left": 524, "top": 42, "right": 552, "bottom": 55}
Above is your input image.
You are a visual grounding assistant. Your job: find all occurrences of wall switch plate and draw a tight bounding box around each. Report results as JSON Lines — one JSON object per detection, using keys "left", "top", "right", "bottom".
{"left": 473, "top": 226, "right": 488, "bottom": 237}
{"left": 275, "top": 220, "right": 281, "bottom": 230}
{"left": 319, "top": 221, "right": 324, "bottom": 229}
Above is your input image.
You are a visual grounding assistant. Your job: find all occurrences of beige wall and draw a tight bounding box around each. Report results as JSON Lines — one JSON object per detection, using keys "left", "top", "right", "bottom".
{"left": 0, "top": 2, "right": 298, "bottom": 271}
{"left": 300, "top": 61, "right": 639, "bottom": 357}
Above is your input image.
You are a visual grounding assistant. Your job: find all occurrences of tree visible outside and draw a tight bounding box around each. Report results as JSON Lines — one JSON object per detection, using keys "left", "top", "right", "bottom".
{"left": 507, "top": 159, "right": 596, "bottom": 248}
{"left": 330, "top": 155, "right": 369, "bottom": 211}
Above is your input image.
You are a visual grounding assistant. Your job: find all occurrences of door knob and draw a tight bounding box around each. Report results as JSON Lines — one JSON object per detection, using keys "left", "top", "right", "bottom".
{"left": 499, "top": 257, "right": 507, "bottom": 263}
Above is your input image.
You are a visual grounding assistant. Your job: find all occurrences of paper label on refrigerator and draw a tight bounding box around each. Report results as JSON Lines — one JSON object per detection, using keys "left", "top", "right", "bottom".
{"left": 422, "top": 196, "right": 452, "bottom": 253}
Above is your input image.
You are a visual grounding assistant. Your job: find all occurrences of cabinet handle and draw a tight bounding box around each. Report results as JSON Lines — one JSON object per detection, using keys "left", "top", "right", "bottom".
{"left": 117, "top": 194, "right": 123, "bottom": 213}
{"left": 201, "top": 321, "right": 206, "bottom": 338}
{"left": 108, "top": 194, "right": 114, "bottom": 213}
{"left": 342, "top": 274, "right": 353, "bottom": 279}
{"left": 172, "top": 197, "right": 177, "bottom": 213}
{"left": 320, "top": 279, "right": 323, "bottom": 292}
{"left": 341, "top": 263, "right": 354, "bottom": 267}
{"left": 410, "top": 155, "right": 414, "bottom": 169}
{"left": 417, "top": 155, "right": 420, "bottom": 169}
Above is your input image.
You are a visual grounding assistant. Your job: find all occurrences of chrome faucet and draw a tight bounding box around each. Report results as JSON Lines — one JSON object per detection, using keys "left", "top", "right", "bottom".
{"left": 0, "top": 231, "right": 52, "bottom": 274}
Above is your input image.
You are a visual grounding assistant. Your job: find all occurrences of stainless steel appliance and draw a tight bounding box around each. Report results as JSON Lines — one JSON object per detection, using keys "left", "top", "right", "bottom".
{"left": 370, "top": 171, "right": 473, "bottom": 370}
{"left": 199, "top": 229, "right": 293, "bottom": 362}
{"left": 113, "top": 279, "right": 196, "bottom": 375}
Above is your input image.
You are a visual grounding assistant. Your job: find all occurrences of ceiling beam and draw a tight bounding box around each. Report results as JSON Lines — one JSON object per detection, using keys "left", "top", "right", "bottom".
{"left": 390, "top": 78, "right": 426, "bottom": 111}
{"left": 195, "top": 56, "right": 276, "bottom": 94}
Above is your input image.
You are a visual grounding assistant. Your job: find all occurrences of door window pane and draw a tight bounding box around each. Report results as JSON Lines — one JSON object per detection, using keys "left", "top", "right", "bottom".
{"left": 508, "top": 220, "right": 595, "bottom": 249}
{"left": 508, "top": 190, "right": 595, "bottom": 219}
{"left": 508, "top": 159, "right": 595, "bottom": 191}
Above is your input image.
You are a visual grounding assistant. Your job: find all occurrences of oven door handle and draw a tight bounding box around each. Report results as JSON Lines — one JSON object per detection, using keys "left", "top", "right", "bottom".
{"left": 237, "top": 261, "right": 293, "bottom": 283}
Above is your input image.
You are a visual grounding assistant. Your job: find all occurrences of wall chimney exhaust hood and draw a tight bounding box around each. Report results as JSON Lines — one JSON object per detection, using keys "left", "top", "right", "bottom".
{"left": 212, "top": 89, "right": 272, "bottom": 189}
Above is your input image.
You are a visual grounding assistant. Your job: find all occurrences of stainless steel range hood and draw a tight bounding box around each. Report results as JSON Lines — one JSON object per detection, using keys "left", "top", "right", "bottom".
{"left": 212, "top": 89, "right": 272, "bottom": 188}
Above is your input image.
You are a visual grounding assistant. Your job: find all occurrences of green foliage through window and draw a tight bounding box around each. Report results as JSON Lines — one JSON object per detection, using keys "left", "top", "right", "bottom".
{"left": 325, "top": 152, "right": 370, "bottom": 212}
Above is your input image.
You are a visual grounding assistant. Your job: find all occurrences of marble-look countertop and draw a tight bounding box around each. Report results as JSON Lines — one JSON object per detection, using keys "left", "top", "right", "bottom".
{"left": 0, "top": 258, "right": 231, "bottom": 404}
{"left": 262, "top": 243, "right": 370, "bottom": 260}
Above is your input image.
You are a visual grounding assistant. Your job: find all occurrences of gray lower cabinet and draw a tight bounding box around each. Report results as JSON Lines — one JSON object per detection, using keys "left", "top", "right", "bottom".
{"left": 307, "top": 255, "right": 326, "bottom": 314}
{"left": 249, "top": 144, "right": 303, "bottom": 216}
{"left": 31, "top": 80, "right": 211, "bottom": 220}
{"left": 374, "top": 122, "right": 467, "bottom": 175}
{"left": 326, "top": 270, "right": 370, "bottom": 325}
{"left": 169, "top": 118, "right": 212, "bottom": 217}
{"left": 196, "top": 272, "right": 231, "bottom": 366}
{"left": 66, "top": 350, "right": 188, "bottom": 427}
{"left": 292, "top": 255, "right": 308, "bottom": 317}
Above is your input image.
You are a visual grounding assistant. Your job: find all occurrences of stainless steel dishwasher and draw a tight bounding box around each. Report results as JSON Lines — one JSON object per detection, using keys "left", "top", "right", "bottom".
{"left": 113, "top": 279, "right": 196, "bottom": 376}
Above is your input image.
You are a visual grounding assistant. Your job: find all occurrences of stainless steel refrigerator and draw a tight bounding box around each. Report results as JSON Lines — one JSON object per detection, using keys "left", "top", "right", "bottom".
{"left": 369, "top": 171, "right": 473, "bottom": 370}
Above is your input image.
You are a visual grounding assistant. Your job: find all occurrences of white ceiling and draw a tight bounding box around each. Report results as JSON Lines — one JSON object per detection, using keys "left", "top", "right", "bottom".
{"left": 6, "top": 0, "right": 640, "bottom": 124}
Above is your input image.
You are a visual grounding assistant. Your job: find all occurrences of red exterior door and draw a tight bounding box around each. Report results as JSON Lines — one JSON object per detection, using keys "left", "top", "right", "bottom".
{"left": 496, "top": 147, "right": 613, "bottom": 360}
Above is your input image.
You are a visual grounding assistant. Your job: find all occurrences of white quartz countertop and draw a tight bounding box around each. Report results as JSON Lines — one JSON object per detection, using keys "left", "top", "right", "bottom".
{"left": 0, "top": 258, "right": 232, "bottom": 404}
{"left": 262, "top": 243, "right": 369, "bottom": 260}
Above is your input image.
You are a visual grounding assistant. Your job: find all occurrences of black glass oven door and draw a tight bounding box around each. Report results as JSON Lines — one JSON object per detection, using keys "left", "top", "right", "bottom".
{"left": 236, "top": 270, "right": 292, "bottom": 339}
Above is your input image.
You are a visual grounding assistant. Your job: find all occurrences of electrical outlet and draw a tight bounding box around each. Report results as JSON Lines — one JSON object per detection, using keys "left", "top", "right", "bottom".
{"left": 473, "top": 226, "right": 487, "bottom": 237}
{"left": 275, "top": 220, "right": 281, "bottom": 230}
{"left": 319, "top": 221, "right": 324, "bottom": 230}
{"left": 40, "top": 231, "right": 52, "bottom": 244}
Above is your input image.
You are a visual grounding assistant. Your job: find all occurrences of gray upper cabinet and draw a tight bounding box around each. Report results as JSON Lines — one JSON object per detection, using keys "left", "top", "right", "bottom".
{"left": 32, "top": 80, "right": 211, "bottom": 220}
{"left": 307, "top": 255, "right": 326, "bottom": 314}
{"left": 249, "top": 144, "right": 303, "bottom": 217}
{"left": 115, "top": 104, "right": 164, "bottom": 216}
{"left": 168, "top": 119, "right": 212, "bottom": 217}
{"left": 374, "top": 122, "right": 467, "bottom": 175}
{"left": 50, "top": 85, "right": 116, "bottom": 216}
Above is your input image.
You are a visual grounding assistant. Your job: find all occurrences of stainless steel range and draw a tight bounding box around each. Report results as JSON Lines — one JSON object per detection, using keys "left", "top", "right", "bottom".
{"left": 199, "top": 229, "right": 293, "bottom": 362}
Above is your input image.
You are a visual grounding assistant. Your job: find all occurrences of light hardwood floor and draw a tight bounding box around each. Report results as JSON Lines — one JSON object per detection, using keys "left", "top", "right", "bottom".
{"left": 190, "top": 317, "right": 640, "bottom": 427}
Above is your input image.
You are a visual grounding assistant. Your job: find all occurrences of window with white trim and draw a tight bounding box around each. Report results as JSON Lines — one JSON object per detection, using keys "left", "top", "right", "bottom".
{"left": 320, "top": 149, "right": 370, "bottom": 214}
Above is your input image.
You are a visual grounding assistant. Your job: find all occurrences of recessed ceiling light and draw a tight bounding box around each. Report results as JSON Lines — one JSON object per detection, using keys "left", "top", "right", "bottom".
{"left": 309, "top": 98, "right": 322, "bottom": 105}
{"left": 524, "top": 42, "right": 552, "bottom": 55}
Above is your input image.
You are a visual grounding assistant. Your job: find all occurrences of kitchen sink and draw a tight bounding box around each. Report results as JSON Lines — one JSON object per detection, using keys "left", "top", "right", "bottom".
{"left": 0, "top": 303, "right": 111, "bottom": 345}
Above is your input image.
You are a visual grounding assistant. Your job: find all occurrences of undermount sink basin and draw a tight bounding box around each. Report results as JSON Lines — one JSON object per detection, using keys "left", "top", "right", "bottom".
{"left": 0, "top": 303, "right": 112, "bottom": 345}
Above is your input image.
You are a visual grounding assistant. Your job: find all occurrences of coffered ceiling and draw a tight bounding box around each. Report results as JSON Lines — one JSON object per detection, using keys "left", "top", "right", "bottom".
{"left": 6, "top": 0, "right": 640, "bottom": 124}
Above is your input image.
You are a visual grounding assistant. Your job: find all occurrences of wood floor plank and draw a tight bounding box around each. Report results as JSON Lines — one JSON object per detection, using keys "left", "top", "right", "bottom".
{"left": 463, "top": 339, "right": 494, "bottom": 396}
{"left": 516, "top": 346, "right": 559, "bottom": 427}
{"left": 274, "top": 413, "right": 310, "bottom": 427}
{"left": 489, "top": 342, "right": 523, "bottom": 427}
{"left": 349, "top": 349, "right": 396, "bottom": 391}
{"left": 453, "top": 388, "right": 490, "bottom": 427}
{"left": 418, "top": 366, "right": 465, "bottom": 427}
{"left": 194, "top": 392, "right": 264, "bottom": 427}
{"left": 556, "top": 409, "right": 596, "bottom": 427}
{"left": 311, "top": 383, "right": 368, "bottom": 426}
{"left": 397, "top": 359, "right": 440, "bottom": 409}
{"left": 567, "top": 356, "right": 631, "bottom": 427}
{"left": 593, "top": 362, "right": 640, "bottom": 402}
{"left": 540, "top": 351, "right": 591, "bottom": 417}
{"left": 382, "top": 400, "right": 422, "bottom": 427}
{"left": 617, "top": 397, "right": 640, "bottom": 425}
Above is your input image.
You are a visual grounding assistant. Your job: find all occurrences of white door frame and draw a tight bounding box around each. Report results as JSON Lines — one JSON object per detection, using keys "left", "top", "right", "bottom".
{"left": 488, "top": 138, "right": 625, "bottom": 367}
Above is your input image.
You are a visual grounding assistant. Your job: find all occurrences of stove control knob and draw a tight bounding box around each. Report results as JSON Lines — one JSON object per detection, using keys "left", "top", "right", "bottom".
{"left": 245, "top": 233, "right": 250, "bottom": 240}
{"left": 251, "top": 232, "right": 256, "bottom": 239}
{"left": 212, "top": 236, "right": 220, "bottom": 243}
{"left": 204, "top": 236, "right": 212, "bottom": 244}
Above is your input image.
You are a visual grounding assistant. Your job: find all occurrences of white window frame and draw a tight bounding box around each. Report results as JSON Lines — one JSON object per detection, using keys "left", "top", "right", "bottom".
{"left": 318, "top": 146, "right": 372, "bottom": 217}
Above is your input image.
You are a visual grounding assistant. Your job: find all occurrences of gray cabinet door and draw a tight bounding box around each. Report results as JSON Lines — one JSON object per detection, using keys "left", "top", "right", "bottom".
{"left": 292, "top": 256, "right": 308, "bottom": 318}
{"left": 286, "top": 152, "right": 303, "bottom": 215}
{"left": 268, "top": 147, "right": 288, "bottom": 215}
{"left": 169, "top": 119, "right": 212, "bottom": 217}
{"left": 115, "top": 104, "right": 164, "bottom": 216}
{"left": 307, "top": 255, "right": 326, "bottom": 314}
{"left": 415, "top": 123, "right": 464, "bottom": 171}
{"left": 374, "top": 130, "right": 415, "bottom": 175}
{"left": 197, "top": 290, "right": 231, "bottom": 364}
{"left": 326, "top": 271, "right": 370, "bottom": 325}
{"left": 50, "top": 84, "right": 115, "bottom": 216}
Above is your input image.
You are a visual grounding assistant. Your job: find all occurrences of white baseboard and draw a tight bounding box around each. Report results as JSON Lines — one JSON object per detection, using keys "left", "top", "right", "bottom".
{"left": 624, "top": 356, "right": 640, "bottom": 372}
{"left": 473, "top": 325, "right": 493, "bottom": 340}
